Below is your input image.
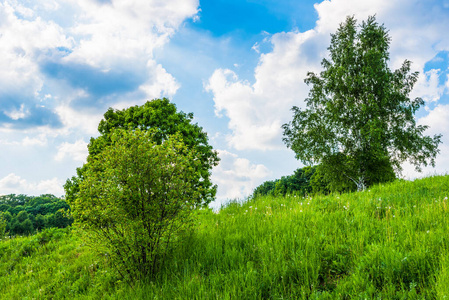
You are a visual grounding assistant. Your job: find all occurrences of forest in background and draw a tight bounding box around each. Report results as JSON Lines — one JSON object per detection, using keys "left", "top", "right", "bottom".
{"left": 0, "top": 194, "right": 72, "bottom": 237}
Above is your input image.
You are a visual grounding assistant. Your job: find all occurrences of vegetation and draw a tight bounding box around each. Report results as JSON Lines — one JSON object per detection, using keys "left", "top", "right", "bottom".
{"left": 282, "top": 16, "right": 441, "bottom": 192}
{"left": 70, "top": 129, "right": 202, "bottom": 282}
{"left": 1, "top": 15, "right": 446, "bottom": 300}
{"left": 65, "top": 98, "right": 219, "bottom": 208}
{"left": 252, "top": 166, "right": 329, "bottom": 198}
{"left": 0, "top": 194, "right": 72, "bottom": 237}
{"left": 1, "top": 175, "right": 449, "bottom": 298}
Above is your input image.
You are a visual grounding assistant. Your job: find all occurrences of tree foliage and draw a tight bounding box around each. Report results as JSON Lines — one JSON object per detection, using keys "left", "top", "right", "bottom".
{"left": 65, "top": 98, "right": 219, "bottom": 207}
{"left": 252, "top": 166, "right": 328, "bottom": 198}
{"left": 0, "top": 213, "right": 6, "bottom": 238}
{"left": 70, "top": 129, "right": 202, "bottom": 281}
{"left": 0, "top": 194, "right": 72, "bottom": 236}
{"left": 282, "top": 16, "right": 441, "bottom": 191}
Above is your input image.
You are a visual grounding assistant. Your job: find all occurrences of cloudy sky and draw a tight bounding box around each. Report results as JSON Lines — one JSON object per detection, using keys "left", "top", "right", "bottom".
{"left": 1, "top": 0, "right": 448, "bottom": 208}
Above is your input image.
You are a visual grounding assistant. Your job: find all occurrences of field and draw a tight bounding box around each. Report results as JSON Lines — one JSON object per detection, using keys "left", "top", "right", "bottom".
{"left": 1, "top": 175, "right": 449, "bottom": 299}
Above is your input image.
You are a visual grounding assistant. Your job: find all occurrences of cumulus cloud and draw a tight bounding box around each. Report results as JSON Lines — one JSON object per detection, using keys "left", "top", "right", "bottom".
{"left": 0, "top": 133, "right": 48, "bottom": 146}
{"left": 206, "top": 29, "right": 324, "bottom": 150}
{"left": 210, "top": 150, "right": 270, "bottom": 207}
{"left": 412, "top": 69, "right": 446, "bottom": 104}
{"left": 0, "top": 1, "right": 70, "bottom": 128}
{"left": 55, "top": 139, "right": 88, "bottom": 162}
{"left": 0, "top": 0, "right": 199, "bottom": 131}
{"left": 0, "top": 173, "right": 64, "bottom": 196}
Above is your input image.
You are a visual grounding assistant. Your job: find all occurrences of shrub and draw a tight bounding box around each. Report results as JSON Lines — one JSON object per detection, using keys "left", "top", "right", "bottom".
{"left": 69, "top": 129, "right": 202, "bottom": 282}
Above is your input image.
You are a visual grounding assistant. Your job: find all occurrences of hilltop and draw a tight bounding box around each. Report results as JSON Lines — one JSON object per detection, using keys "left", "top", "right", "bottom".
{"left": 1, "top": 175, "right": 449, "bottom": 298}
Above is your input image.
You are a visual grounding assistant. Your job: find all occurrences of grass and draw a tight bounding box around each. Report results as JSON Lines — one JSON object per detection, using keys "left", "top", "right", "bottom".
{"left": 1, "top": 175, "right": 449, "bottom": 298}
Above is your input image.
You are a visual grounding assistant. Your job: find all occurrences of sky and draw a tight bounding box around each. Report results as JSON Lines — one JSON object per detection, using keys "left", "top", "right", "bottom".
{"left": 0, "top": 0, "right": 449, "bottom": 208}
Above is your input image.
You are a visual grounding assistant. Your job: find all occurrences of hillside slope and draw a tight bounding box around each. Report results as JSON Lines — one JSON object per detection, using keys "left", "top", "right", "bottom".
{"left": 1, "top": 175, "right": 449, "bottom": 298}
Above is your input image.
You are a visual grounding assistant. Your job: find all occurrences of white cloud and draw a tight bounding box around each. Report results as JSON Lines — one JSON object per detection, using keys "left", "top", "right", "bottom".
{"left": 0, "top": 1, "right": 71, "bottom": 119}
{"left": 210, "top": 150, "right": 270, "bottom": 207}
{"left": 58, "top": 0, "right": 197, "bottom": 104}
{"left": 206, "top": 29, "right": 323, "bottom": 150}
{"left": 3, "top": 104, "right": 28, "bottom": 120}
{"left": 0, "top": 133, "right": 48, "bottom": 146}
{"left": 55, "top": 139, "right": 88, "bottom": 162}
{"left": 54, "top": 104, "right": 103, "bottom": 136}
{"left": 22, "top": 134, "right": 48, "bottom": 146}
{"left": 0, "top": 0, "right": 199, "bottom": 132}
{"left": 411, "top": 69, "right": 445, "bottom": 103}
{"left": 0, "top": 173, "right": 64, "bottom": 196}
{"left": 401, "top": 104, "right": 449, "bottom": 179}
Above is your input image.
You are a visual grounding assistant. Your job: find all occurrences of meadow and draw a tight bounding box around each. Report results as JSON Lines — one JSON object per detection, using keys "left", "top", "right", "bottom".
{"left": 1, "top": 175, "right": 449, "bottom": 299}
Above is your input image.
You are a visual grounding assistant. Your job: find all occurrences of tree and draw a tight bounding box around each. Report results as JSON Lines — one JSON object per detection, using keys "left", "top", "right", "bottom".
{"left": 282, "top": 16, "right": 441, "bottom": 191}
{"left": 69, "top": 129, "right": 202, "bottom": 281}
{"left": 17, "top": 211, "right": 29, "bottom": 223}
{"left": 20, "top": 219, "right": 34, "bottom": 235}
{"left": 252, "top": 166, "right": 321, "bottom": 198}
{"left": 0, "top": 212, "right": 6, "bottom": 238}
{"left": 34, "top": 214, "right": 46, "bottom": 231}
{"left": 65, "top": 98, "right": 219, "bottom": 207}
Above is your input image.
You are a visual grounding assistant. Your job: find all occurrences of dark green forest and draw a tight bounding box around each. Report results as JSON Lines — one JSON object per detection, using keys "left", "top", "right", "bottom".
{"left": 0, "top": 194, "right": 72, "bottom": 236}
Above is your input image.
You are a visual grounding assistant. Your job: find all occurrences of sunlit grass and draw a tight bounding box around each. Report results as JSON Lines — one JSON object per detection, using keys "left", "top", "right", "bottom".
{"left": 1, "top": 175, "right": 449, "bottom": 298}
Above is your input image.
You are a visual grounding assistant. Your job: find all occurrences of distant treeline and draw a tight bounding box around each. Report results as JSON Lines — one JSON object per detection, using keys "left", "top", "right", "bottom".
{"left": 0, "top": 194, "right": 72, "bottom": 236}
{"left": 252, "top": 166, "right": 331, "bottom": 198}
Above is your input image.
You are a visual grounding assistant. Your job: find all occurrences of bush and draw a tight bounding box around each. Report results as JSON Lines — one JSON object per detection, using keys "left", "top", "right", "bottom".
{"left": 69, "top": 129, "right": 202, "bottom": 282}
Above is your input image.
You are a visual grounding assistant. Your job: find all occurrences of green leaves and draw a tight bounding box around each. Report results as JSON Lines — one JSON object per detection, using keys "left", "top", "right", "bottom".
{"left": 283, "top": 16, "right": 441, "bottom": 192}
{"left": 69, "top": 98, "right": 219, "bottom": 207}
{"left": 71, "top": 129, "right": 202, "bottom": 281}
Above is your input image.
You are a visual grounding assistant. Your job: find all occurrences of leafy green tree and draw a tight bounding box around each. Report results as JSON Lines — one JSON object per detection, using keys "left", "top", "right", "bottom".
{"left": 70, "top": 129, "right": 202, "bottom": 281}
{"left": 34, "top": 214, "right": 46, "bottom": 231}
{"left": 252, "top": 180, "right": 277, "bottom": 197}
{"left": 2, "top": 211, "right": 12, "bottom": 223}
{"left": 65, "top": 98, "right": 219, "bottom": 207}
{"left": 47, "top": 209, "right": 73, "bottom": 228}
{"left": 0, "top": 212, "right": 6, "bottom": 238}
{"left": 10, "top": 218, "right": 20, "bottom": 235}
{"left": 0, "top": 204, "right": 10, "bottom": 212}
{"left": 252, "top": 166, "right": 321, "bottom": 198}
{"left": 17, "top": 211, "right": 29, "bottom": 223}
{"left": 282, "top": 16, "right": 441, "bottom": 191}
{"left": 2, "top": 211, "right": 12, "bottom": 234}
{"left": 20, "top": 219, "right": 34, "bottom": 235}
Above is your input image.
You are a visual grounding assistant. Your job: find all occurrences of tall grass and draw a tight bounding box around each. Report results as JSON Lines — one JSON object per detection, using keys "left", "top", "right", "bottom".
{"left": 0, "top": 228, "right": 117, "bottom": 299}
{"left": 1, "top": 175, "right": 449, "bottom": 298}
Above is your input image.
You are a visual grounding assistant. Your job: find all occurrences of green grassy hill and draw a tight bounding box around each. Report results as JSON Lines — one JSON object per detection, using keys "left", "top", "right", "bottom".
{"left": 1, "top": 175, "right": 449, "bottom": 299}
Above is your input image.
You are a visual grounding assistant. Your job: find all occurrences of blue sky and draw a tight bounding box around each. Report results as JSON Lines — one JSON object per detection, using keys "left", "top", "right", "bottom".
{"left": 1, "top": 0, "right": 449, "bottom": 208}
